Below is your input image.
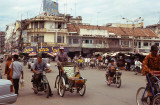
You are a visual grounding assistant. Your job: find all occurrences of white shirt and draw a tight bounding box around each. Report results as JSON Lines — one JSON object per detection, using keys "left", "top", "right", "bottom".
{"left": 105, "top": 59, "right": 108, "bottom": 63}
{"left": 85, "top": 58, "right": 88, "bottom": 62}
{"left": 135, "top": 60, "right": 142, "bottom": 67}
{"left": 9, "top": 61, "right": 23, "bottom": 79}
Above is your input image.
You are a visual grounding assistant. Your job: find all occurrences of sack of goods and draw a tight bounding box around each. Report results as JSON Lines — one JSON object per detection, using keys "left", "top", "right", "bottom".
{"left": 20, "top": 79, "right": 25, "bottom": 88}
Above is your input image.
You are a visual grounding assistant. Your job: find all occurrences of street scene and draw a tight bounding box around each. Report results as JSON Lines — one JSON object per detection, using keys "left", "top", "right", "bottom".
{"left": 0, "top": 61, "right": 146, "bottom": 105}
{"left": 0, "top": 0, "right": 160, "bottom": 105}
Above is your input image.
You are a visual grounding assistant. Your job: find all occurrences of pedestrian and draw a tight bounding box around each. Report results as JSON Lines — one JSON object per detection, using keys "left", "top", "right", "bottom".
{"left": 9, "top": 54, "right": 23, "bottom": 95}
{"left": 126, "top": 57, "right": 131, "bottom": 71}
{"left": 134, "top": 58, "right": 142, "bottom": 75}
{"left": 5, "top": 55, "right": 14, "bottom": 92}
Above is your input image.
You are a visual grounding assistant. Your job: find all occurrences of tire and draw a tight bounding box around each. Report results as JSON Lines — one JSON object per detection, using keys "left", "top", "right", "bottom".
{"left": 152, "top": 94, "right": 160, "bottom": 105}
{"left": 55, "top": 75, "right": 60, "bottom": 95}
{"left": 44, "top": 83, "right": 50, "bottom": 98}
{"left": 79, "top": 84, "right": 86, "bottom": 96}
{"left": 116, "top": 78, "right": 121, "bottom": 88}
{"left": 28, "top": 65, "right": 30, "bottom": 69}
{"left": 105, "top": 75, "right": 110, "bottom": 86}
{"left": 58, "top": 77, "right": 66, "bottom": 97}
{"left": 136, "top": 87, "right": 149, "bottom": 105}
{"left": 32, "top": 82, "right": 38, "bottom": 94}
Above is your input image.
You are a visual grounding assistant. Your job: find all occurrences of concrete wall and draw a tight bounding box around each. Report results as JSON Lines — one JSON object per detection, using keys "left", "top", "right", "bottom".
{"left": 79, "top": 29, "right": 108, "bottom": 37}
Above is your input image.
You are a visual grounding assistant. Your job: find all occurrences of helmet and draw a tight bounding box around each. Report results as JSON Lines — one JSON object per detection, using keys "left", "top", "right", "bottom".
{"left": 59, "top": 46, "right": 64, "bottom": 50}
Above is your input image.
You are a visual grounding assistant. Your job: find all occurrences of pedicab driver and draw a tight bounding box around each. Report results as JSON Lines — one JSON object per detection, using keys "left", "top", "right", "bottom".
{"left": 142, "top": 45, "right": 160, "bottom": 100}
{"left": 55, "top": 46, "right": 69, "bottom": 75}
{"left": 32, "top": 54, "right": 52, "bottom": 96}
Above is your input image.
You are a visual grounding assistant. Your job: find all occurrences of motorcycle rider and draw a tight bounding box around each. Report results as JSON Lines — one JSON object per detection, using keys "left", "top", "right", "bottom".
{"left": 107, "top": 60, "right": 117, "bottom": 85}
{"left": 32, "top": 54, "right": 52, "bottom": 95}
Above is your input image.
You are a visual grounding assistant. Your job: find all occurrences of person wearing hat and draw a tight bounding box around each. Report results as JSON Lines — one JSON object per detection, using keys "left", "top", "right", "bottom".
{"left": 55, "top": 46, "right": 69, "bottom": 75}
{"left": 142, "top": 45, "right": 160, "bottom": 100}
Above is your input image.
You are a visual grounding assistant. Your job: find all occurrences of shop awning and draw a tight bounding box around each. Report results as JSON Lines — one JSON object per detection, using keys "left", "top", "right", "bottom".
{"left": 47, "top": 53, "right": 56, "bottom": 57}
{"left": 29, "top": 52, "right": 37, "bottom": 56}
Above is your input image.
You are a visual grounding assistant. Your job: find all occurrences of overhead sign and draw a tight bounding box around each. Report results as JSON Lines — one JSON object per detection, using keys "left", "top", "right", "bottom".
{"left": 23, "top": 47, "right": 69, "bottom": 53}
{"left": 43, "top": 0, "right": 59, "bottom": 15}
{"left": 23, "top": 47, "right": 37, "bottom": 53}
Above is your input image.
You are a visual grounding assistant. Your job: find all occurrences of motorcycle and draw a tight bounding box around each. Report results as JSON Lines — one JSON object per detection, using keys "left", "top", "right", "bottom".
{"left": 105, "top": 68, "right": 122, "bottom": 88}
{"left": 31, "top": 70, "right": 52, "bottom": 98}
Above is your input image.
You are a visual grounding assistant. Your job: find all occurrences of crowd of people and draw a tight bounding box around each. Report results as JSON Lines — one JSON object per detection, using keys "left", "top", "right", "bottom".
{"left": 1, "top": 44, "right": 160, "bottom": 103}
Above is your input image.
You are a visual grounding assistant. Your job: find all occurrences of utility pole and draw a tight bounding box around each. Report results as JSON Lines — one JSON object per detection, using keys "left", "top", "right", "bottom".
{"left": 122, "top": 17, "right": 143, "bottom": 53}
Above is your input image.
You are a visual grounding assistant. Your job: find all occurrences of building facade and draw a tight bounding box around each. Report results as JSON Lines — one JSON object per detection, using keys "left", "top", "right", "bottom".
{"left": 0, "top": 32, "right": 5, "bottom": 53}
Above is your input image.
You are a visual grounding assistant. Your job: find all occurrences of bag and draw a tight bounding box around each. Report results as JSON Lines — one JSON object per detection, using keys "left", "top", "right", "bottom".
{"left": 8, "top": 63, "right": 13, "bottom": 80}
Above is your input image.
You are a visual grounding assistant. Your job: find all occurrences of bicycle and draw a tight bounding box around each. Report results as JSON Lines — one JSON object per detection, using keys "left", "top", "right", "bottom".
{"left": 136, "top": 71, "right": 160, "bottom": 105}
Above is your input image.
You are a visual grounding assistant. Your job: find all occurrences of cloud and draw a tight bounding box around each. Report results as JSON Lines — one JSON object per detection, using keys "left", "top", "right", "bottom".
{"left": 0, "top": 0, "right": 160, "bottom": 31}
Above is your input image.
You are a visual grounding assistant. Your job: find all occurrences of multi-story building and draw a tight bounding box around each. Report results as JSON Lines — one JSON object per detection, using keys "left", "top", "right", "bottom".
{"left": 0, "top": 32, "right": 5, "bottom": 53}
{"left": 146, "top": 24, "right": 160, "bottom": 36}
{"left": 6, "top": 14, "right": 160, "bottom": 56}
{"left": 67, "top": 24, "right": 159, "bottom": 55}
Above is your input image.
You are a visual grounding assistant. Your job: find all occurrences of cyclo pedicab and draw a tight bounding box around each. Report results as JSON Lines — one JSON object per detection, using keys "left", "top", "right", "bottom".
{"left": 55, "top": 62, "right": 87, "bottom": 97}
{"left": 136, "top": 71, "right": 160, "bottom": 105}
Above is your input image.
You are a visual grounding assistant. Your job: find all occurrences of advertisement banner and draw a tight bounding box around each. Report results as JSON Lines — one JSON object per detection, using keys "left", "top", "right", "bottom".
{"left": 23, "top": 47, "right": 69, "bottom": 53}
{"left": 23, "top": 47, "right": 37, "bottom": 53}
{"left": 43, "top": 0, "right": 59, "bottom": 15}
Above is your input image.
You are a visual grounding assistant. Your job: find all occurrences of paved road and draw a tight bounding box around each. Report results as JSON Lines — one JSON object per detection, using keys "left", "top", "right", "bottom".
{"left": 0, "top": 62, "right": 146, "bottom": 105}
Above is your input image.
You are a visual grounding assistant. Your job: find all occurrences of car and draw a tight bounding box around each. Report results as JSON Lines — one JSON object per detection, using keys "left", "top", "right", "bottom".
{"left": 0, "top": 58, "right": 3, "bottom": 63}
{"left": 42, "top": 58, "right": 51, "bottom": 69}
{"left": 0, "top": 79, "right": 17, "bottom": 104}
{"left": 28, "top": 58, "right": 37, "bottom": 69}
{"left": 28, "top": 58, "right": 51, "bottom": 71}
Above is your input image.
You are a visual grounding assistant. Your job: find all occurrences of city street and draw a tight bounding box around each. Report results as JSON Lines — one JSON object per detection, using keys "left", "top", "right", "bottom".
{"left": 0, "top": 62, "right": 146, "bottom": 105}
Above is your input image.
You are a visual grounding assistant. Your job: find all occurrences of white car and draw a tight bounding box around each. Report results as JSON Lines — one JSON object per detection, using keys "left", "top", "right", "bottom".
{"left": 28, "top": 58, "right": 37, "bottom": 70}
{"left": 0, "top": 79, "right": 17, "bottom": 104}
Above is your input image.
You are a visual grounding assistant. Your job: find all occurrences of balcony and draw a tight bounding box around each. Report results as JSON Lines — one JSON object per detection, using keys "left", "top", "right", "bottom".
{"left": 46, "top": 29, "right": 67, "bottom": 33}
{"left": 27, "top": 28, "right": 46, "bottom": 33}
{"left": 82, "top": 43, "right": 108, "bottom": 48}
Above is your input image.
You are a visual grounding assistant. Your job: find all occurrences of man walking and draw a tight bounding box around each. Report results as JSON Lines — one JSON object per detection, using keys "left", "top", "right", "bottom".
{"left": 9, "top": 54, "right": 23, "bottom": 95}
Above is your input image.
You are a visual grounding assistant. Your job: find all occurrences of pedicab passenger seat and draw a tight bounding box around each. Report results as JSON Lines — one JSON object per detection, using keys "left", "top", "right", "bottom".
{"left": 61, "top": 62, "right": 79, "bottom": 80}
{"left": 61, "top": 62, "right": 86, "bottom": 86}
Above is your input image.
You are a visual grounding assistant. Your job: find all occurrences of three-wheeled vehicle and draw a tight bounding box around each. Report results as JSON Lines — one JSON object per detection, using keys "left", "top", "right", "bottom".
{"left": 55, "top": 62, "right": 87, "bottom": 97}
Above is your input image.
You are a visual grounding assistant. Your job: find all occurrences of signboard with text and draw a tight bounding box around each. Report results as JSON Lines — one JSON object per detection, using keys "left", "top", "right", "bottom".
{"left": 43, "top": 0, "right": 59, "bottom": 15}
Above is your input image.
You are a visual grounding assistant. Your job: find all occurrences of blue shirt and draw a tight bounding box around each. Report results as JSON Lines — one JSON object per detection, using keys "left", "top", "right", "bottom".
{"left": 32, "top": 61, "right": 48, "bottom": 73}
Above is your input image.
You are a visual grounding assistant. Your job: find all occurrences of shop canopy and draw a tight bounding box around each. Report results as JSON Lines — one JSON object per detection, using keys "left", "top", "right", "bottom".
{"left": 29, "top": 52, "right": 37, "bottom": 56}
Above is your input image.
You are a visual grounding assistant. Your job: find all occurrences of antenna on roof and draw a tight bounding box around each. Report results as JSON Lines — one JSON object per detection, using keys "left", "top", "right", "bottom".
{"left": 75, "top": 0, "right": 77, "bottom": 17}
{"left": 39, "top": 0, "right": 43, "bottom": 15}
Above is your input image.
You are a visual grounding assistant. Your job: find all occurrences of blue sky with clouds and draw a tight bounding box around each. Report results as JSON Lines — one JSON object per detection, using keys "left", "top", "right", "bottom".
{"left": 0, "top": 0, "right": 160, "bottom": 31}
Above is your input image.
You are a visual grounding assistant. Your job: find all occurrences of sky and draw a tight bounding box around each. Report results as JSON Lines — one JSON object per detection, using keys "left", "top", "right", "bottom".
{"left": 0, "top": 0, "right": 160, "bottom": 31}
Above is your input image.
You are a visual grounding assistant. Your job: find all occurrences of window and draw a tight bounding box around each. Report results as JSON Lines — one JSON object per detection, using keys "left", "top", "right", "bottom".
{"left": 34, "top": 22, "right": 38, "bottom": 28}
{"left": 57, "top": 36, "right": 64, "bottom": 43}
{"left": 39, "top": 35, "right": 44, "bottom": 42}
{"left": 73, "top": 39, "right": 79, "bottom": 44}
{"left": 90, "top": 40, "right": 93, "bottom": 44}
{"left": 39, "top": 22, "right": 44, "bottom": 28}
{"left": 69, "top": 39, "right": 72, "bottom": 44}
{"left": 58, "top": 22, "right": 62, "bottom": 29}
{"left": 121, "top": 40, "right": 129, "bottom": 47}
{"left": 31, "top": 35, "right": 38, "bottom": 42}
{"left": 143, "top": 42, "right": 148, "bottom": 46}
{"left": 85, "top": 40, "right": 89, "bottom": 44}
{"left": 31, "top": 22, "right": 33, "bottom": 28}
{"left": 31, "top": 35, "right": 44, "bottom": 42}
{"left": 155, "top": 43, "right": 159, "bottom": 46}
